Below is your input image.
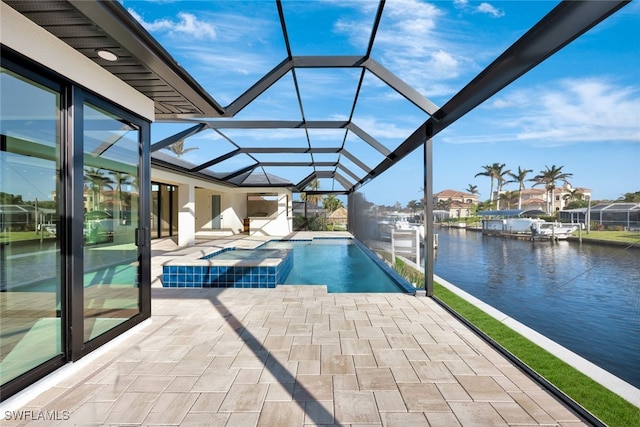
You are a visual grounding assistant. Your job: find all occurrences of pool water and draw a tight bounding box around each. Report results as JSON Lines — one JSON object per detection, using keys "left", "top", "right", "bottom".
{"left": 203, "top": 248, "right": 287, "bottom": 261}
{"left": 260, "top": 239, "right": 412, "bottom": 293}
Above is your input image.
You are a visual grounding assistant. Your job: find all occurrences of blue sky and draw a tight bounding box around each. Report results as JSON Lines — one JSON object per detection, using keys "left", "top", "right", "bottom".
{"left": 126, "top": 0, "right": 640, "bottom": 206}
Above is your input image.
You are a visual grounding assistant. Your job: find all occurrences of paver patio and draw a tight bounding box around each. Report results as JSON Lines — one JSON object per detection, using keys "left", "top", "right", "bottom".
{"left": 2, "top": 235, "right": 588, "bottom": 426}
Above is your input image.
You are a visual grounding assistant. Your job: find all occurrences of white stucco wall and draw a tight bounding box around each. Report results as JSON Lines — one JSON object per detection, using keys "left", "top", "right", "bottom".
{"left": 194, "top": 188, "right": 244, "bottom": 232}
{"left": 177, "top": 183, "right": 195, "bottom": 247}
{"left": 249, "top": 193, "right": 292, "bottom": 237}
{"left": 195, "top": 188, "right": 213, "bottom": 230}
{"left": 152, "top": 168, "right": 293, "bottom": 244}
{"left": 1, "top": 2, "right": 154, "bottom": 121}
{"left": 223, "top": 193, "right": 248, "bottom": 234}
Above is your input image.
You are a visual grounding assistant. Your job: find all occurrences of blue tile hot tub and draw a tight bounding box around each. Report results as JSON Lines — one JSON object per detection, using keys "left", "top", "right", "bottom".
{"left": 162, "top": 248, "right": 293, "bottom": 288}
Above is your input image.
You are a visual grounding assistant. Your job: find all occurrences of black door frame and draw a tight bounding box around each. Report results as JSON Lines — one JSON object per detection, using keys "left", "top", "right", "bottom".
{"left": 0, "top": 47, "right": 151, "bottom": 401}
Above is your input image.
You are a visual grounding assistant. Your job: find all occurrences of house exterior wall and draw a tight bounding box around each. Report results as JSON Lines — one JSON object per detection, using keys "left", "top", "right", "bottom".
{"left": 248, "top": 192, "right": 292, "bottom": 237}
{"left": 448, "top": 206, "right": 473, "bottom": 219}
{"left": 151, "top": 168, "right": 292, "bottom": 242}
{"left": 178, "top": 182, "right": 196, "bottom": 247}
{"left": 222, "top": 192, "right": 247, "bottom": 234}
{"left": 433, "top": 190, "right": 478, "bottom": 205}
{"left": 433, "top": 190, "right": 477, "bottom": 218}
{"left": 194, "top": 188, "right": 213, "bottom": 230}
{"left": 193, "top": 189, "right": 246, "bottom": 233}
{"left": 520, "top": 186, "right": 592, "bottom": 213}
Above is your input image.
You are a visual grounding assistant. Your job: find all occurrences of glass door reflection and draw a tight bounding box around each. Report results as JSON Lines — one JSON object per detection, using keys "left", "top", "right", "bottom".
{"left": 82, "top": 103, "right": 140, "bottom": 342}
{"left": 0, "top": 68, "right": 63, "bottom": 385}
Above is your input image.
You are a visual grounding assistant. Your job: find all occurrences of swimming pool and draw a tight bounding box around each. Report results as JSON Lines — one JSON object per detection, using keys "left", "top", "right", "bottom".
{"left": 256, "top": 239, "right": 413, "bottom": 293}
{"left": 161, "top": 238, "right": 414, "bottom": 293}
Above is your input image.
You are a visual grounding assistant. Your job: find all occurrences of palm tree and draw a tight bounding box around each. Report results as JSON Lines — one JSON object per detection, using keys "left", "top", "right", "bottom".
{"left": 617, "top": 191, "right": 640, "bottom": 202}
{"left": 507, "top": 166, "right": 533, "bottom": 210}
{"left": 495, "top": 166, "right": 511, "bottom": 210}
{"left": 84, "top": 168, "right": 115, "bottom": 211}
{"left": 475, "top": 165, "right": 495, "bottom": 205}
{"left": 476, "top": 200, "right": 493, "bottom": 212}
{"left": 406, "top": 200, "right": 419, "bottom": 216}
{"left": 300, "top": 179, "right": 322, "bottom": 206}
{"left": 322, "top": 194, "right": 344, "bottom": 213}
{"left": 563, "top": 189, "right": 583, "bottom": 203}
{"left": 110, "top": 171, "right": 134, "bottom": 218}
{"left": 165, "top": 139, "right": 198, "bottom": 158}
{"left": 530, "top": 165, "right": 573, "bottom": 214}
{"left": 498, "top": 190, "right": 518, "bottom": 210}
{"left": 475, "top": 163, "right": 508, "bottom": 209}
{"left": 436, "top": 198, "right": 453, "bottom": 211}
{"left": 466, "top": 184, "right": 479, "bottom": 197}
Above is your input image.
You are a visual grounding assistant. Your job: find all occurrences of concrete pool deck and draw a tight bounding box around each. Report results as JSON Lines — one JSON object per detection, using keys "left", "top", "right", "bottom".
{"left": 1, "top": 232, "right": 600, "bottom": 425}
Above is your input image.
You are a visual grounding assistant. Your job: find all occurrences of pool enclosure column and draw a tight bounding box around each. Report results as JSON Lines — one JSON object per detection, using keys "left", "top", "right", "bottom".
{"left": 423, "top": 137, "right": 434, "bottom": 296}
{"left": 178, "top": 182, "right": 196, "bottom": 247}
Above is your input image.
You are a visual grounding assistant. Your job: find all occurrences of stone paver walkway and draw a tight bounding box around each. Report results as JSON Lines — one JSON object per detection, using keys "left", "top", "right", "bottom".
{"left": 2, "top": 235, "right": 588, "bottom": 426}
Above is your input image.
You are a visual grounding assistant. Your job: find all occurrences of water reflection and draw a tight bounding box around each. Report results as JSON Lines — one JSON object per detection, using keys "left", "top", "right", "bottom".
{"left": 431, "top": 227, "right": 640, "bottom": 388}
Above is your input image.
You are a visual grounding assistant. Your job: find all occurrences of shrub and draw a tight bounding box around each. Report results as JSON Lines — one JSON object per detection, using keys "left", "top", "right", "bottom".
{"left": 293, "top": 214, "right": 328, "bottom": 231}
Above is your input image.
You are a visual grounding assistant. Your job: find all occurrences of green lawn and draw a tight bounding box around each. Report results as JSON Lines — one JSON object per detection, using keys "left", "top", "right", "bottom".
{"left": 434, "top": 282, "right": 640, "bottom": 427}
{"left": 574, "top": 230, "right": 640, "bottom": 245}
{"left": 0, "top": 231, "right": 56, "bottom": 243}
{"left": 386, "top": 251, "right": 639, "bottom": 427}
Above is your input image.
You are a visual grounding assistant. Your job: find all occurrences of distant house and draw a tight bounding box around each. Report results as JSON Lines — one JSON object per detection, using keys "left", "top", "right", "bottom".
{"left": 328, "top": 206, "right": 348, "bottom": 225}
{"left": 433, "top": 190, "right": 479, "bottom": 219}
{"left": 518, "top": 189, "right": 547, "bottom": 212}
{"left": 434, "top": 189, "right": 479, "bottom": 205}
{"left": 517, "top": 184, "right": 592, "bottom": 213}
{"left": 553, "top": 184, "right": 592, "bottom": 211}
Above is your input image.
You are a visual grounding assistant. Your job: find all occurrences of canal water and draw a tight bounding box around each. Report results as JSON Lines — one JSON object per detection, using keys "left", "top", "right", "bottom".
{"left": 431, "top": 227, "right": 640, "bottom": 389}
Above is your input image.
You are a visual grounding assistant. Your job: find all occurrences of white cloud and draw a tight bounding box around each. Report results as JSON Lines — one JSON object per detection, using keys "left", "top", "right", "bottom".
{"left": 429, "top": 50, "right": 461, "bottom": 75}
{"left": 517, "top": 79, "right": 639, "bottom": 143}
{"left": 453, "top": 0, "right": 504, "bottom": 18}
{"left": 350, "top": 115, "right": 416, "bottom": 140}
{"left": 452, "top": 78, "right": 640, "bottom": 145}
{"left": 127, "top": 4, "right": 286, "bottom": 105}
{"left": 476, "top": 3, "right": 504, "bottom": 18}
{"left": 333, "top": 0, "right": 483, "bottom": 99}
{"left": 127, "top": 9, "right": 216, "bottom": 40}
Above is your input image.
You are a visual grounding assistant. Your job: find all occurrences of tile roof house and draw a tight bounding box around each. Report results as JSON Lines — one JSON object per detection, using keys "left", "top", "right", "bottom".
{"left": 433, "top": 190, "right": 479, "bottom": 219}
{"left": 433, "top": 189, "right": 479, "bottom": 205}
{"left": 517, "top": 185, "right": 592, "bottom": 213}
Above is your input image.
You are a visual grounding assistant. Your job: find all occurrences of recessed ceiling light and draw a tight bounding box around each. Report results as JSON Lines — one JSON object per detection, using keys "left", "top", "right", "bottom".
{"left": 96, "top": 49, "right": 118, "bottom": 62}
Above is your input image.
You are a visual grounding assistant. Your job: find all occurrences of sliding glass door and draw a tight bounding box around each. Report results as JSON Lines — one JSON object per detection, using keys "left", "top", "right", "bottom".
{"left": 151, "top": 182, "right": 178, "bottom": 239}
{"left": 82, "top": 103, "right": 141, "bottom": 342}
{"left": 0, "top": 67, "right": 63, "bottom": 385}
{"left": 1, "top": 52, "right": 150, "bottom": 401}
